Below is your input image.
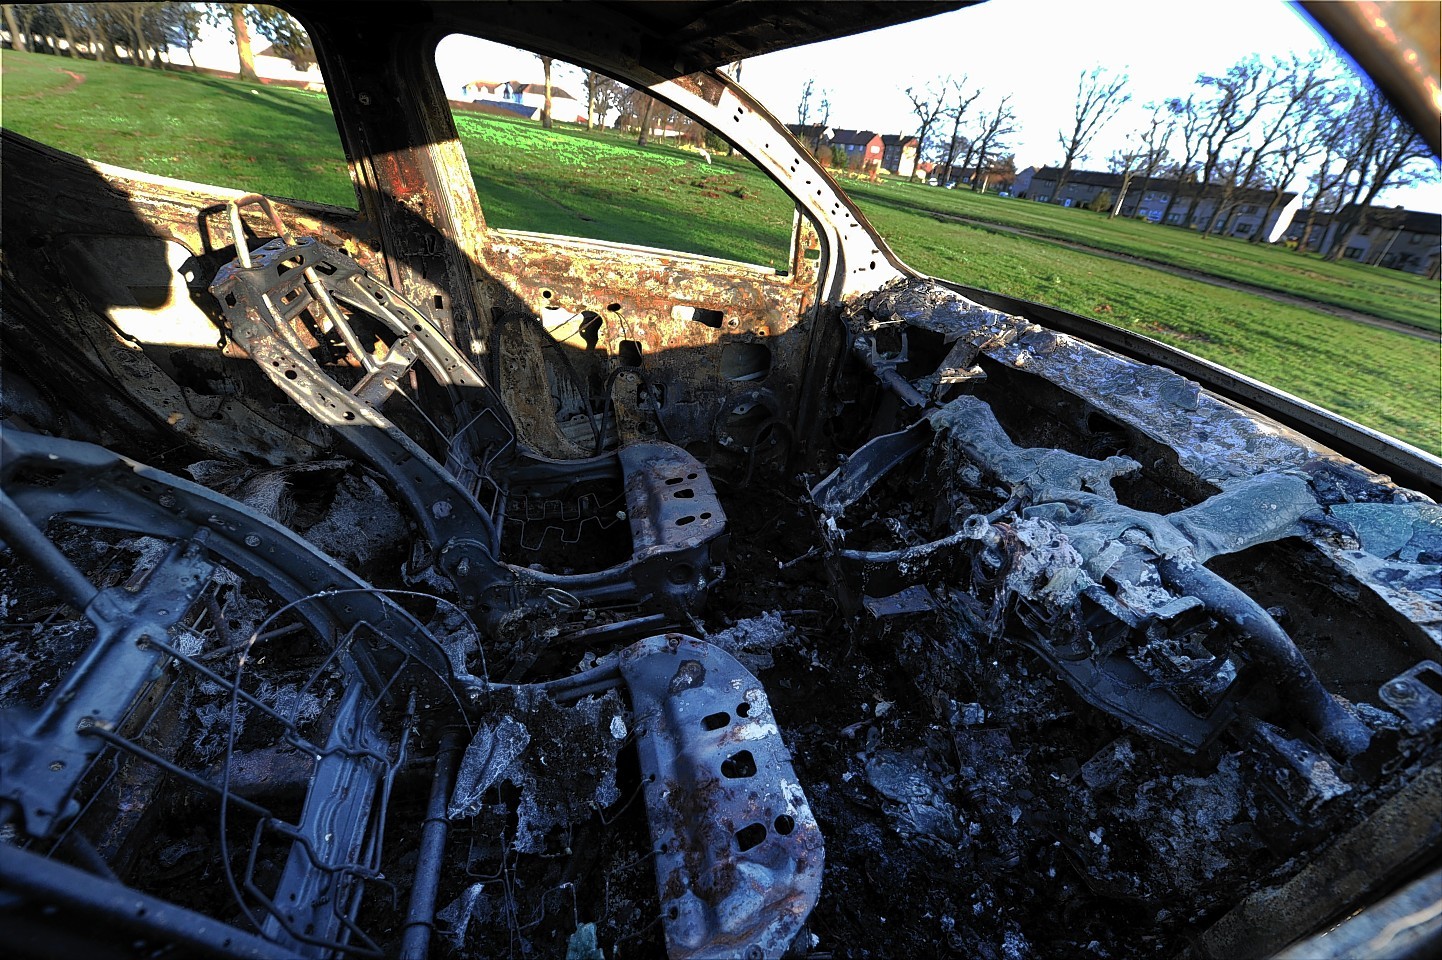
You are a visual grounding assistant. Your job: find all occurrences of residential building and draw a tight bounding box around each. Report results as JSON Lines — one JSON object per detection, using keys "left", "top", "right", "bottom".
{"left": 1021, "top": 166, "right": 1301, "bottom": 241}
{"left": 880, "top": 134, "right": 919, "bottom": 178}
{"left": 827, "top": 129, "right": 884, "bottom": 172}
{"left": 1013, "top": 165, "right": 1038, "bottom": 197}
{"left": 458, "top": 79, "right": 585, "bottom": 123}
{"left": 786, "top": 123, "right": 833, "bottom": 152}
{"left": 1322, "top": 206, "right": 1442, "bottom": 276}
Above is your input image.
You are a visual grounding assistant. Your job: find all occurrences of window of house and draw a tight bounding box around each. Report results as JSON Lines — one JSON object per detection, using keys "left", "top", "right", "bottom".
{"left": 1408, "top": 233, "right": 1422, "bottom": 244}
{"left": 433, "top": 35, "right": 792, "bottom": 270}
{"left": 1240, "top": 205, "right": 1256, "bottom": 214}
{"left": 1345, "top": 246, "right": 1364, "bottom": 260}
{"left": 0, "top": 2, "right": 354, "bottom": 209}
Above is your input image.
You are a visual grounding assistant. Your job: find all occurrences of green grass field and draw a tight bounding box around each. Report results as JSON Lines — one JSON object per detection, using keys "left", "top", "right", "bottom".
{"left": 3, "top": 49, "right": 1438, "bottom": 454}
{"left": 847, "top": 178, "right": 1442, "bottom": 333}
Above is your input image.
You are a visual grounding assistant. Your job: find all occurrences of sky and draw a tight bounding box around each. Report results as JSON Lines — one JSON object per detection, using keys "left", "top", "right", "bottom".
{"left": 432, "top": 0, "right": 1441, "bottom": 214}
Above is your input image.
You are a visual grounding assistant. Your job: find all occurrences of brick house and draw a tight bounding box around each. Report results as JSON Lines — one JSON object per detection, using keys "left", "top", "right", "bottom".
{"left": 880, "top": 134, "right": 919, "bottom": 178}
{"left": 827, "top": 129, "right": 885, "bottom": 172}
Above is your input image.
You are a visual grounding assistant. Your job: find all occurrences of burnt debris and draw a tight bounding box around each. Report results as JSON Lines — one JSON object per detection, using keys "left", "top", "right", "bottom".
{"left": 3, "top": 188, "right": 1440, "bottom": 960}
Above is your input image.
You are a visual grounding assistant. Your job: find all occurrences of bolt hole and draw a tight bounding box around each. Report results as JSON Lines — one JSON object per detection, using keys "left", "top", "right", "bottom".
{"left": 675, "top": 515, "right": 696, "bottom": 527}
{"left": 284, "top": 369, "right": 298, "bottom": 380}
{"left": 673, "top": 489, "right": 695, "bottom": 499}
{"left": 774, "top": 814, "right": 795, "bottom": 836}
{"left": 721, "top": 750, "right": 757, "bottom": 779}
{"left": 736, "top": 702, "right": 751, "bottom": 717}
{"left": 735, "top": 823, "right": 767, "bottom": 851}
{"left": 702, "top": 711, "right": 730, "bottom": 730}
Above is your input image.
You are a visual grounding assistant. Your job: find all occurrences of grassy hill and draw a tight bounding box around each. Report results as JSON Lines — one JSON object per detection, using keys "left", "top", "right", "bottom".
{"left": 3, "top": 49, "right": 1438, "bottom": 454}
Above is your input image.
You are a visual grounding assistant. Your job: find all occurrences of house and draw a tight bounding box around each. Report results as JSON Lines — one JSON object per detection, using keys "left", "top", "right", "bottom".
{"left": 1013, "top": 165, "right": 1038, "bottom": 198}
{"left": 880, "top": 134, "right": 919, "bottom": 178}
{"left": 458, "top": 79, "right": 586, "bottom": 123}
{"left": 1320, "top": 206, "right": 1442, "bottom": 276}
{"left": 827, "top": 129, "right": 884, "bottom": 172}
{"left": 786, "top": 123, "right": 833, "bottom": 152}
{"left": 1023, "top": 166, "right": 1301, "bottom": 240}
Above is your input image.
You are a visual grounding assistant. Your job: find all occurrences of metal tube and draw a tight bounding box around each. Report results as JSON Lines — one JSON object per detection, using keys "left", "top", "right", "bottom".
{"left": 0, "top": 490, "right": 98, "bottom": 613}
{"left": 398, "top": 732, "right": 462, "bottom": 960}
{"left": 1158, "top": 556, "right": 1372, "bottom": 760}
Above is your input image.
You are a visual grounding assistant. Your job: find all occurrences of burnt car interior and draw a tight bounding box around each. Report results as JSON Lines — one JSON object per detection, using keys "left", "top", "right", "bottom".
{"left": 2, "top": 2, "right": 1440, "bottom": 958}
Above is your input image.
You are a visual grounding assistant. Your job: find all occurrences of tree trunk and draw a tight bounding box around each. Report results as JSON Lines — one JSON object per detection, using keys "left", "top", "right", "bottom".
{"left": 1297, "top": 208, "right": 1319, "bottom": 254}
{"left": 1251, "top": 191, "right": 1286, "bottom": 244}
{"left": 540, "top": 56, "right": 554, "bottom": 129}
{"left": 231, "top": 5, "right": 258, "bottom": 81}
{"left": 1053, "top": 165, "right": 1074, "bottom": 204}
{"left": 2, "top": 5, "right": 24, "bottom": 52}
{"left": 1178, "top": 188, "right": 1201, "bottom": 231}
{"left": 586, "top": 70, "right": 596, "bottom": 130}
{"left": 636, "top": 98, "right": 654, "bottom": 147}
{"left": 1325, "top": 210, "right": 1367, "bottom": 263}
{"left": 58, "top": 16, "right": 77, "bottom": 58}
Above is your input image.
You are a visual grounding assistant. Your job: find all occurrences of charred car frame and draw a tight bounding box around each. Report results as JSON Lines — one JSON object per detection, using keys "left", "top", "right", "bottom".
{"left": 2, "top": 2, "right": 1440, "bottom": 958}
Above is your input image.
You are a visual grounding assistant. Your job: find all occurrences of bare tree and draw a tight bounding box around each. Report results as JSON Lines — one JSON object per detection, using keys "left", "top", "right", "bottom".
{"left": 635, "top": 92, "right": 657, "bottom": 147}
{"left": 937, "top": 75, "right": 982, "bottom": 185}
{"left": 905, "top": 79, "right": 950, "bottom": 182}
{"left": 1053, "top": 66, "right": 1130, "bottom": 203}
{"left": 797, "top": 77, "right": 815, "bottom": 126}
{"left": 1159, "top": 95, "right": 1205, "bottom": 225}
{"left": 1213, "top": 54, "right": 1331, "bottom": 238}
{"left": 1294, "top": 100, "right": 1353, "bottom": 253}
{"left": 1246, "top": 62, "right": 1338, "bottom": 243}
{"left": 1182, "top": 57, "right": 1276, "bottom": 235}
{"left": 1106, "top": 135, "right": 1146, "bottom": 217}
{"left": 1130, "top": 101, "right": 1176, "bottom": 216}
{"left": 1322, "top": 85, "right": 1436, "bottom": 261}
{"left": 971, "top": 94, "right": 1017, "bottom": 193}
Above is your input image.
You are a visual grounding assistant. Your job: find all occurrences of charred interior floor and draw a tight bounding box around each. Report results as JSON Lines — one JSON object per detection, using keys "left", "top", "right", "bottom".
{"left": 3, "top": 182, "right": 1442, "bottom": 960}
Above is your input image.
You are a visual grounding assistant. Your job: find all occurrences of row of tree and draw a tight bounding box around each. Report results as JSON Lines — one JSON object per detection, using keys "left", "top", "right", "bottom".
{"left": 1049, "top": 56, "right": 1432, "bottom": 258}
{"left": 820, "top": 55, "right": 1432, "bottom": 258}
{"left": 1, "top": 3, "right": 313, "bottom": 79}
{"left": 904, "top": 76, "right": 1019, "bottom": 192}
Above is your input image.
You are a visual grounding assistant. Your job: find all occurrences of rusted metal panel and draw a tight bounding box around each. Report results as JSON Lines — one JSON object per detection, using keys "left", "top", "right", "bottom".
{"left": 620, "top": 635, "right": 823, "bottom": 960}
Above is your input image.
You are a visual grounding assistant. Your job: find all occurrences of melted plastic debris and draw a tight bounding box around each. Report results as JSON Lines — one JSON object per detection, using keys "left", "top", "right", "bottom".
{"left": 864, "top": 748, "right": 962, "bottom": 845}
{"left": 303, "top": 473, "right": 410, "bottom": 564}
{"left": 1330, "top": 502, "right": 1442, "bottom": 563}
{"left": 565, "top": 921, "right": 605, "bottom": 960}
{"left": 436, "top": 882, "right": 491, "bottom": 951}
{"left": 707, "top": 611, "right": 799, "bottom": 673}
{"left": 448, "top": 715, "right": 532, "bottom": 820}
{"left": 450, "top": 690, "right": 627, "bottom": 853}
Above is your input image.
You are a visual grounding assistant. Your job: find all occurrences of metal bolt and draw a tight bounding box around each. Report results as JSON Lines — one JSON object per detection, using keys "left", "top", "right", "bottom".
{"left": 1384, "top": 679, "right": 1417, "bottom": 704}
{"left": 358, "top": 92, "right": 372, "bottom": 106}
{"left": 244, "top": 534, "right": 262, "bottom": 548}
